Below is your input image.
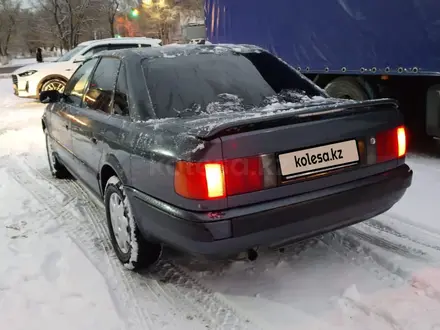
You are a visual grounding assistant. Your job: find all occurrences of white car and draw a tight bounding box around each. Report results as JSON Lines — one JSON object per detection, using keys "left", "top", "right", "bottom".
{"left": 12, "top": 37, "right": 162, "bottom": 98}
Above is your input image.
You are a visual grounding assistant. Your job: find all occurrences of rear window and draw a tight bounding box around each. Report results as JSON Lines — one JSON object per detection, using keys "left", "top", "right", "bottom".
{"left": 142, "top": 52, "right": 323, "bottom": 119}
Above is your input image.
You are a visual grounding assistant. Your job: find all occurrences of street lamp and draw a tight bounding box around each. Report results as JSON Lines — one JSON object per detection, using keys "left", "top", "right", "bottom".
{"left": 130, "top": 8, "right": 140, "bottom": 18}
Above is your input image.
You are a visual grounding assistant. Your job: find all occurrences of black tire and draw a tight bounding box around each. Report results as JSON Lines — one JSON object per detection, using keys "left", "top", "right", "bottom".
{"left": 324, "top": 77, "right": 370, "bottom": 101}
{"left": 44, "top": 129, "right": 70, "bottom": 179}
{"left": 40, "top": 78, "right": 66, "bottom": 93}
{"left": 104, "top": 175, "right": 162, "bottom": 270}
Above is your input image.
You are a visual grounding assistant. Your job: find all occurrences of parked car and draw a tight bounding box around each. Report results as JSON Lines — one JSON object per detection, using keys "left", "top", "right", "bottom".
{"left": 188, "top": 38, "right": 212, "bottom": 45}
{"left": 12, "top": 37, "right": 161, "bottom": 99}
{"left": 40, "top": 44, "right": 413, "bottom": 270}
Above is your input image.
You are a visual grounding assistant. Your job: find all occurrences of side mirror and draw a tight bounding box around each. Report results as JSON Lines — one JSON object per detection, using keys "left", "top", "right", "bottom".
{"left": 73, "top": 55, "right": 86, "bottom": 63}
{"left": 39, "top": 90, "right": 61, "bottom": 104}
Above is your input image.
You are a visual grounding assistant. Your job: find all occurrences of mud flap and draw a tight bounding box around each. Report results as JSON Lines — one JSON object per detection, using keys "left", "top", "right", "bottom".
{"left": 426, "top": 85, "right": 440, "bottom": 138}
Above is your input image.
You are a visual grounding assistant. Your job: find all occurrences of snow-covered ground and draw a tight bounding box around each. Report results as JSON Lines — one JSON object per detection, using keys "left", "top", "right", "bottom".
{"left": 0, "top": 78, "right": 440, "bottom": 330}
{"left": 0, "top": 57, "right": 59, "bottom": 67}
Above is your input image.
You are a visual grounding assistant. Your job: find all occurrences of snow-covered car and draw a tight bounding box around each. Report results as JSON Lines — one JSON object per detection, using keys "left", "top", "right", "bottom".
{"left": 12, "top": 37, "right": 162, "bottom": 98}
{"left": 188, "top": 38, "right": 212, "bottom": 45}
{"left": 40, "top": 44, "right": 413, "bottom": 270}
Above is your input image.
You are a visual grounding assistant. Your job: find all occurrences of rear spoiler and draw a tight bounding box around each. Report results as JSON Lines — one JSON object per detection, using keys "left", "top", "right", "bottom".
{"left": 196, "top": 98, "right": 398, "bottom": 141}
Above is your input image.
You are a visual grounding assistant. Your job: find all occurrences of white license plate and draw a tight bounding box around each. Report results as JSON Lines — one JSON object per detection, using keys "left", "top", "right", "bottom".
{"left": 279, "top": 140, "right": 359, "bottom": 178}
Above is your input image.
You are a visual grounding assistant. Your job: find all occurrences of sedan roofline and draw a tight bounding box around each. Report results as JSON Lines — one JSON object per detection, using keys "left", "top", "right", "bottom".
{"left": 94, "top": 43, "right": 268, "bottom": 61}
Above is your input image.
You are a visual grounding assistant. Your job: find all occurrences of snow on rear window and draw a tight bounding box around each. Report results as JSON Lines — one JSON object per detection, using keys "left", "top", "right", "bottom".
{"left": 142, "top": 52, "right": 325, "bottom": 119}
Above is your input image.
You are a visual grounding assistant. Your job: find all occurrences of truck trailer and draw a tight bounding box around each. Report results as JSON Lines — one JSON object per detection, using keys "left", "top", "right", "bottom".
{"left": 204, "top": 0, "right": 440, "bottom": 143}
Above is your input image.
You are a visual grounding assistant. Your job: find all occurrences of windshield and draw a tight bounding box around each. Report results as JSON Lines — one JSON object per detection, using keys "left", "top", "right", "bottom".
{"left": 56, "top": 46, "right": 87, "bottom": 62}
{"left": 142, "top": 52, "right": 324, "bottom": 119}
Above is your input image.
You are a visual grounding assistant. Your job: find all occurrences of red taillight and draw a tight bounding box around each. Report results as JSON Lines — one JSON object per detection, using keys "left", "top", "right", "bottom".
{"left": 174, "top": 161, "right": 225, "bottom": 199}
{"left": 224, "top": 157, "right": 264, "bottom": 196}
{"left": 376, "top": 125, "right": 406, "bottom": 163}
{"left": 397, "top": 126, "right": 406, "bottom": 157}
{"left": 204, "top": 163, "right": 225, "bottom": 198}
{"left": 174, "top": 156, "right": 267, "bottom": 200}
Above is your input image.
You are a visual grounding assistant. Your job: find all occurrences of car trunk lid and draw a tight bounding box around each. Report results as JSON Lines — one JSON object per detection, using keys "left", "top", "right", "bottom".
{"left": 172, "top": 98, "right": 406, "bottom": 209}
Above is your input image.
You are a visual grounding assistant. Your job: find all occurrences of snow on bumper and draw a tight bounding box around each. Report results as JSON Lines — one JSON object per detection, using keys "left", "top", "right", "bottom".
{"left": 127, "top": 164, "right": 413, "bottom": 256}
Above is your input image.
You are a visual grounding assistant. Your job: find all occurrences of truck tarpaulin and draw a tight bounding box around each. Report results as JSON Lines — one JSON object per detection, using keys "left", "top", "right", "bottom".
{"left": 205, "top": 0, "right": 440, "bottom": 74}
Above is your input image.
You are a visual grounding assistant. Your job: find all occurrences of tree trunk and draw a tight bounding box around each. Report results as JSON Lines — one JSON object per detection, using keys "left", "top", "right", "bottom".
{"left": 109, "top": 18, "right": 115, "bottom": 37}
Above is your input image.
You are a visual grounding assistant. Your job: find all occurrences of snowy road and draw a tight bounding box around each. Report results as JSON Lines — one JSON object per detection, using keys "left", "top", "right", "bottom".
{"left": 1, "top": 78, "right": 440, "bottom": 330}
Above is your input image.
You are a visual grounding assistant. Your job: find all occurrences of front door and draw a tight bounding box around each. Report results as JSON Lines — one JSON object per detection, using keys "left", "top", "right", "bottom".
{"left": 49, "top": 101, "right": 74, "bottom": 169}
{"left": 59, "top": 57, "right": 99, "bottom": 176}
{"left": 70, "top": 57, "right": 122, "bottom": 195}
{"left": 49, "top": 58, "right": 98, "bottom": 170}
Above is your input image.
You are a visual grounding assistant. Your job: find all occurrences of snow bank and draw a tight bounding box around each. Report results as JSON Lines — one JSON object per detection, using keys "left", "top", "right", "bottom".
{"left": 0, "top": 57, "right": 59, "bottom": 68}
{"left": 0, "top": 140, "right": 125, "bottom": 330}
{"left": 392, "top": 154, "right": 440, "bottom": 233}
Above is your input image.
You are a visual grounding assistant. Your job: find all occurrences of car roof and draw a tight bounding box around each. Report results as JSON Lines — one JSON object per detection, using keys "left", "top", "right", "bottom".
{"left": 95, "top": 43, "right": 266, "bottom": 62}
{"left": 78, "top": 37, "right": 162, "bottom": 47}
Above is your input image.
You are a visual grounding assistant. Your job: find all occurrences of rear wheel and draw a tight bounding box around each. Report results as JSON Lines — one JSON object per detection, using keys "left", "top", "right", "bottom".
{"left": 40, "top": 78, "right": 66, "bottom": 93}
{"left": 104, "top": 176, "right": 162, "bottom": 270}
{"left": 44, "top": 129, "right": 70, "bottom": 179}
{"left": 325, "top": 77, "right": 369, "bottom": 101}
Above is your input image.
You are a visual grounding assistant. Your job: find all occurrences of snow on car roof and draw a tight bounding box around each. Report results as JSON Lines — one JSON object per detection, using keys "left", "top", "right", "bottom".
{"left": 97, "top": 43, "right": 266, "bottom": 60}
{"left": 78, "top": 37, "right": 162, "bottom": 47}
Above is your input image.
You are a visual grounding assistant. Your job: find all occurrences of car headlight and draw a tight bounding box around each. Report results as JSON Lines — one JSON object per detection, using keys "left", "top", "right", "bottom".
{"left": 18, "top": 70, "right": 37, "bottom": 77}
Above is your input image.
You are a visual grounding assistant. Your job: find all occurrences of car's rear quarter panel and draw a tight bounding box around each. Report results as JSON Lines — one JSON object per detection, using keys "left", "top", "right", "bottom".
{"left": 129, "top": 122, "right": 228, "bottom": 211}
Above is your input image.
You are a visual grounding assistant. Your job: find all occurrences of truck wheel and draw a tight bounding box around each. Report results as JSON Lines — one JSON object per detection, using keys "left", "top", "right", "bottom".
{"left": 325, "top": 77, "right": 369, "bottom": 101}
{"left": 426, "top": 84, "right": 440, "bottom": 139}
{"left": 44, "top": 129, "right": 70, "bottom": 179}
{"left": 104, "top": 176, "right": 162, "bottom": 271}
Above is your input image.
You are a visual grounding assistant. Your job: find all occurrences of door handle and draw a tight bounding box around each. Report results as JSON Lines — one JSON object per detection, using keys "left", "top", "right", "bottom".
{"left": 91, "top": 137, "right": 97, "bottom": 144}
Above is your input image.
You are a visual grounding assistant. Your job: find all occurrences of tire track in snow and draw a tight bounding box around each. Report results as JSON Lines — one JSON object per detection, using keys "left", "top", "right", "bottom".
{"left": 14, "top": 154, "right": 260, "bottom": 330}
{"left": 319, "top": 231, "right": 407, "bottom": 283}
{"left": 49, "top": 173, "right": 231, "bottom": 330}
{"left": 321, "top": 230, "right": 411, "bottom": 281}
{"left": 344, "top": 226, "right": 430, "bottom": 261}
{"left": 5, "top": 158, "right": 158, "bottom": 330}
{"left": 338, "top": 295, "right": 404, "bottom": 330}
{"left": 322, "top": 211, "right": 440, "bottom": 274}
{"left": 360, "top": 216, "right": 440, "bottom": 304}
{"left": 364, "top": 216, "right": 440, "bottom": 253}
{"left": 321, "top": 218, "right": 440, "bottom": 304}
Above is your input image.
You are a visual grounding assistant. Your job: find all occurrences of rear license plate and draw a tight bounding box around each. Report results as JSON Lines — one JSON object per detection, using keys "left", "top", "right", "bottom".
{"left": 279, "top": 140, "right": 359, "bottom": 179}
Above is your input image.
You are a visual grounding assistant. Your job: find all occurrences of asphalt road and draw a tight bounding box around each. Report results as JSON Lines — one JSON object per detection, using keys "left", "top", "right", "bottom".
{"left": 0, "top": 65, "right": 22, "bottom": 74}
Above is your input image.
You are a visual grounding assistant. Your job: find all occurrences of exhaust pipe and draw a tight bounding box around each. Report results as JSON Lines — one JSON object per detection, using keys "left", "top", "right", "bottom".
{"left": 247, "top": 248, "right": 258, "bottom": 261}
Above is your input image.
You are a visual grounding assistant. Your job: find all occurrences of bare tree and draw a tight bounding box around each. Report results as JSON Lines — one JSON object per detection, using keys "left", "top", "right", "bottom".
{"left": 33, "top": 0, "right": 101, "bottom": 50}
{"left": 140, "top": 0, "right": 181, "bottom": 43}
{"left": 16, "top": 10, "right": 41, "bottom": 54}
{"left": 0, "top": 0, "right": 21, "bottom": 56}
{"left": 1, "top": 0, "right": 204, "bottom": 59}
{"left": 103, "top": 0, "right": 119, "bottom": 37}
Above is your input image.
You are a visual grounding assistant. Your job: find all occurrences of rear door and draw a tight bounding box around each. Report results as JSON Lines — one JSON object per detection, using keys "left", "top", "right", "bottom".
{"left": 70, "top": 57, "right": 121, "bottom": 194}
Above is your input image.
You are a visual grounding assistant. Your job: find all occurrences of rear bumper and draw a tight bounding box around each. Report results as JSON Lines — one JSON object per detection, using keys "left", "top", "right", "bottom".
{"left": 127, "top": 164, "right": 413, "bottom": 256}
